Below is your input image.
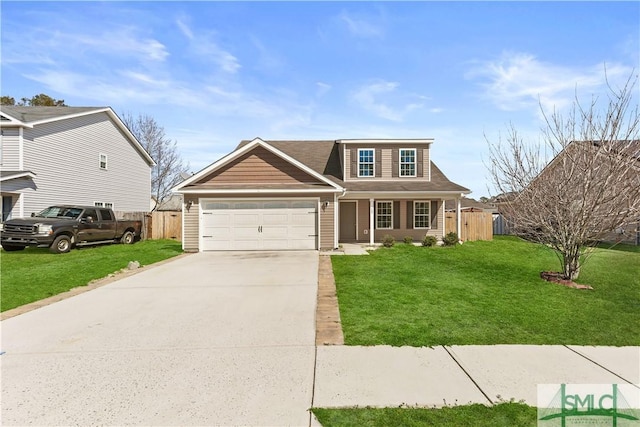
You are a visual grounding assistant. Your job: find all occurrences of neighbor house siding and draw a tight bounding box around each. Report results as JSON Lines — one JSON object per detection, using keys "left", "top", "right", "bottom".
{"left": 0, "top": 128, "right": 20, "bottom": 170}
{"left": 22, "top": 112, "right": 151, "bottom": 214}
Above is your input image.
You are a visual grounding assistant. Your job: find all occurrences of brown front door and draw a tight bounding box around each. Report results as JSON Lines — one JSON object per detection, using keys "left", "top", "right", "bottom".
{"left": 339, "top": 201, "right": 357, "bottom": 242}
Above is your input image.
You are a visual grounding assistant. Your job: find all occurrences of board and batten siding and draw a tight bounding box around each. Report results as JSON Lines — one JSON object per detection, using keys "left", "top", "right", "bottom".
{"left": 345, "top": 144, "right": 431, "bottom": 180}
{"left": 0, "top": 128, "right": 21, "bottom": 170}
{"left": 21, "top": 112, "right": 151, "bottom": 215}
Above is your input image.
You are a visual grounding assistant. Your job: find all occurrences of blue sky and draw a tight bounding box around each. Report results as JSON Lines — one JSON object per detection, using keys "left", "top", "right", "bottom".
{"left": 2, "top": 1, "right": 638, "bottom": 197}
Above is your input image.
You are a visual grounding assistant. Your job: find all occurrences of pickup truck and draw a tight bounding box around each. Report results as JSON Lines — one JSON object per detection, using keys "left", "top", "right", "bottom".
{"left": 1, "top": 205, "right": 143, "bottom": 253}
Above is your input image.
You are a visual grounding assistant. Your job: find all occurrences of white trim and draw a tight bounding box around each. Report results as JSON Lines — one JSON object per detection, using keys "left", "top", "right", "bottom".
{"left": 399, "top": 148, "right": 417, "bottom": 177}
{"left": 413, "top": 200, "right": 431, "bottom": 229}
{"left": 369, "top": 198, "right": 374, "bottom": 245}
{"left": 343, "top": 144, "right": 348, "bottom": 182}
{"left": 99, "top": 153, "right": 108, "bottom": 170}
{"left": 375, "top": 200, "right": 393, "bottom": 230}
{"left": 338, "top": 138, "right": 434, "bottom": 145}
{"left": 173, "top": 137, "right": 344, "bottom": 193}
{"left": 357, "top": 148, "right": 375, "bottom": 178}
{"left": 0, "top": 112, "right": 30, "bottom": 127}
{"left": 333, "top": 193, "right": 339, "bottom": 248}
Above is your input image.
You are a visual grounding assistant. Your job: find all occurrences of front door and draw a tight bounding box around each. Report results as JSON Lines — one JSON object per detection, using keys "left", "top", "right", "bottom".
{"left": 339, "top": 201, "right": 357, "bottom": 242}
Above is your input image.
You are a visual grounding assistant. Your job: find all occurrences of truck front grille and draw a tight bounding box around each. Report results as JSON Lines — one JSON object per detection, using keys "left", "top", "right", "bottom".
{"left": 3, "top": 224, "right": 36, "bottom": 233}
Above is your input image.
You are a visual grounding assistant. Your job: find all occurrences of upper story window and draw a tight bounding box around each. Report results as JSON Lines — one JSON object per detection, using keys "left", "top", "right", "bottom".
{"left": 99, "top": 153, "right": 108, "bottom": 170}
{"left": 358, "top": 149, "right": 374, "bottom": 177}
{"left": 400, "top": 149, "right": 416, "bottom": 177}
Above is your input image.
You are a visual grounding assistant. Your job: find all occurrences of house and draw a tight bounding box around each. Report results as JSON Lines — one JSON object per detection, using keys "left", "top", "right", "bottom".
{"left": 172, "top": 137, "right": 470, "bottom": 251}
{"left": 444, "top": 197, "right": 496, "bottom": 213}
{"left": 0, "top": 106, "right": 155, "bottom": 221}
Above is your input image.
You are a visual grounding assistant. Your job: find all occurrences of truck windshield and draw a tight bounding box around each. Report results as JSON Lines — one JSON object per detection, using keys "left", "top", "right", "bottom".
{"left": 35, "top": 206, "right": 83, "bottom": 219}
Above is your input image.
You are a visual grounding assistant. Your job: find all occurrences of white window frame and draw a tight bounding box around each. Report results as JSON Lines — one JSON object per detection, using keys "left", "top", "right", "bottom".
{"left": 99, "top": 153, "right": 108, "bottom": 170}
{"left": 414, "top": 200, "right": 431, "bottom": 229}
{"left": 376, "top": 200, "right": 393, "bottom": 229}
{"left": 399, "top": 148, "right": 417, "bottom": 177}
{"left": 94, "top": 202, "right": 114, "bottom": 209}
{"left": 357, "top": 148, "right": 375, "bottom": 177}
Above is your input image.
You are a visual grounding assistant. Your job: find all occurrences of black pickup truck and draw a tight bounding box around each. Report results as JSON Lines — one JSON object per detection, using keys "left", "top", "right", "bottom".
{"left": 1, "top": 205, "right": 143, "bottom": 253}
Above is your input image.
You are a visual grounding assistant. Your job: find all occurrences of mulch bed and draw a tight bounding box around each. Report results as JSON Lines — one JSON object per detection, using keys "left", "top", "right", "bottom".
{"left": 540, "top": 271, "right": 594, "bottom": 290}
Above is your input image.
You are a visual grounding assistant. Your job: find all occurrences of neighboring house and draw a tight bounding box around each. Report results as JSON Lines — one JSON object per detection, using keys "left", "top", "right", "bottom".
{"left": 0, "top": 106, "right": 155, "bottom": 221}
{"left": 444, "top": 197, "right": 496, "bottom": 213}
{"left": 172, "top": 137, "right": 470, "bottom": 251}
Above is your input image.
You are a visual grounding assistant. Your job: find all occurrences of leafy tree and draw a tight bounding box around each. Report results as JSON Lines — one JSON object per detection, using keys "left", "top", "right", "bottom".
{"left": 487, "top": 74, "right": 640, "bottom": 281}
{"left": 121, "top": 113, "right": 190, "bottom": 211}
{"left": 1, "top": 94, "right": 66, "bottom": 106}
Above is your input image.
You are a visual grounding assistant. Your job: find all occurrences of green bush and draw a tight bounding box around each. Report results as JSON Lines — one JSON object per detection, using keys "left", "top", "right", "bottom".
{"left": 422, "top": 235, "right": 438, "bottom": 247}
{"left": 442, "top": 232, "right": 459, "bottom": 246}
{"left": 382, "top": 235, "right": 395, "bottom": 247}
{"left": 403, "top": 236, "right": 413, "bottom": 245}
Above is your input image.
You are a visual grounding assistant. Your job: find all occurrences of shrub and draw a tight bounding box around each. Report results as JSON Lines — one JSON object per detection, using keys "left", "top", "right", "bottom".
{"left": 382, "top": 235, "right": 395, "bottom": 247}
{"left": 442, "top": 232, "right": 459, "bottom": 246}
{"left": 422, "top": 235, "right": 438, "bottom": 247}
{"left": 403, "top": 236, "right": 413, "bottom": 245}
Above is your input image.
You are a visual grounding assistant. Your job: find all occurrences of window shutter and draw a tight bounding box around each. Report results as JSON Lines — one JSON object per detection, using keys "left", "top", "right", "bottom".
{"left": 406, "top": 201, "right": 413, "bottom": 229}
{"left": 351, "top": 148, "right": 357, "bottom": 178}
{"left": 393, "top": 201, "right": 400, "bottom": 229}
{"left": 431, "top": 201, "right": 438, "bottom": 228}
{"left": 417, "top": 149, "right": 424, "bottom": 178}
{"left": 375, "top": 148, "right": 382, "bottom": 177}
{"left": 392, "top": 150, "right": 399, "bottom": 178}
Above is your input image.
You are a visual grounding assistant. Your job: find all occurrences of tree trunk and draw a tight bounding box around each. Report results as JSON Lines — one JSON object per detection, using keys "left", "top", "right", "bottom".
{"left": 562, "top": 247, "right": 581, "bottom": 281}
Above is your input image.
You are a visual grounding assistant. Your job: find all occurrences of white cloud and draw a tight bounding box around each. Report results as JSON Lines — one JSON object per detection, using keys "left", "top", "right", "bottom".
{"left": 467, "top": 52, "right": 633, "bottom": 113}
{"left": 316, "top": 82, "right": 332, "bottom": 97}
{"left": 351, "top": 80, "right": 424, "bottom": 122}
{"left": 338, "top": 10, "right": 384, "bottom": 38}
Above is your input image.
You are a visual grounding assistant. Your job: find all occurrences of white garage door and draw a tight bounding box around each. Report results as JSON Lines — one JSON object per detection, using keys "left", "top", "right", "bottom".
{"left": 200, "top": 200, "right": 318, "bottom": 251}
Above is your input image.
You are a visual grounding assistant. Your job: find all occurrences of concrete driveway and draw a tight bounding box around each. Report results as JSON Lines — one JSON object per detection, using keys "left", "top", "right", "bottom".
{"left": 1, "top": 251, "right": 319, "bottom": 426}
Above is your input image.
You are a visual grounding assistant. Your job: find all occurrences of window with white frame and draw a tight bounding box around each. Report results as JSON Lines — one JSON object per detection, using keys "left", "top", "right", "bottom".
{"left": 94, "top": 202, "right": 114, "bottom": 209}
{"left": 376, "top": 201, "right": 393, "bottom": 229}
{"left": 358, "top": 148, "right": 374, "bottom": 177}
{"left": 400, "top": 149, "right": 416, "bottom": 177}
{"left": 414, "top": 201, "right": 430, "bottom": 229}
{"left": 99, "top": 153, "right": 108, "bottom": 170}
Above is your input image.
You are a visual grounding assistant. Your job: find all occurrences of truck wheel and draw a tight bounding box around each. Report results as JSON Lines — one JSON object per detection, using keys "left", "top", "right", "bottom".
{"left": 120, "top": 231, "right": 135, "bottom": 244}
{"left": 1, "top": 244, "right": 26, "bottom": 252}
{"left": 50, "top": 235, "right": 72, "bottom": 254}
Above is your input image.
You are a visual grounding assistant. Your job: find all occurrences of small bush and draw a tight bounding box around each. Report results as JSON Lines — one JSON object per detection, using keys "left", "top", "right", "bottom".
{"left": 422, "top": 235, "right": 438, "bottom": 247}
{"left": 442, "top": 232, "right": 459, "bottom": 246}
{"left": 382, "top": 235, "right": 395, "bottom": 247}
{"left": 403, "top": 236, "right": 413, "bottom": 245}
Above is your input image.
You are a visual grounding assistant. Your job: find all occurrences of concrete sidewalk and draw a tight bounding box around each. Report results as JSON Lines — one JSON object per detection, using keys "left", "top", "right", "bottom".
{"left": 313, "top": 345, "right": 640, "bottom": 408}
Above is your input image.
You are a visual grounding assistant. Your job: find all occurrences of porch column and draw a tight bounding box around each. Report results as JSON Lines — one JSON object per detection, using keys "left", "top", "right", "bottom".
{"left": 456, "top": 197, "right": 462, "bottom": 240}
{"left": 369, "top": 198, "right": 375, "bottom": 246}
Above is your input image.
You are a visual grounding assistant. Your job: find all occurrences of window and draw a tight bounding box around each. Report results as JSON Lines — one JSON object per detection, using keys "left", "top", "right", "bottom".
{"left": 99, "top": 153, "right": 108, "bottom": 170}
{"left": 414, "top": 201, "right": 430, "bottom": 229}
{"left": 99, "top": 209, "right": 114, "bottom": 221}
{"left": 400, "top": 149, "right": 416, "bottom": 177}
{"left": 358, "top": 149, "right": 374, "bottom": 177}
{"left": 94, "top": 202, "right": 114, "bottom": 209}
{"left": 82, "top": 209, "right": 98, "bottom": 221}
{"left": 376, "top": 201, "right": 393, "bottom": 229}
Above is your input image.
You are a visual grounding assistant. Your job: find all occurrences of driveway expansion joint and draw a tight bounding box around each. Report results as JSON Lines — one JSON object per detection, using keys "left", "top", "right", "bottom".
{"left": 443, "top": 345, "right": 494, "bottom": 405}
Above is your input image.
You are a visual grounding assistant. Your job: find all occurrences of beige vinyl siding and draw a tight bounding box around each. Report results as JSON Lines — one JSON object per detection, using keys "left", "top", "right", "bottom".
{"left": 196, "top": 146, "right": 321, "bottom": 185}
{"left": 22, "top": 112, "right": 151, "bottom": 214}
{"left": 183, "top": 195, "right": 200, "bottom": 251}
{"left": 0, "top": 128, "right": 20, "bottom": 170}
{"left": 319, "top": 194, "right": 335, "bottom": 249}
{"left": 344, "top": 143, "right": 431, "bottom": 181}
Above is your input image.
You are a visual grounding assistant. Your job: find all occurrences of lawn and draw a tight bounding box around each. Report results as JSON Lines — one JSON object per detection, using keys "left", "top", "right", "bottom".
{"left": 331, "top": 236, "right": 640, "bottom": 346}
{"left": 312, "top": 402, "right": 537, "bottom": 427}
{"left": 1, "top": 239, "right": 183, "bottom": 312}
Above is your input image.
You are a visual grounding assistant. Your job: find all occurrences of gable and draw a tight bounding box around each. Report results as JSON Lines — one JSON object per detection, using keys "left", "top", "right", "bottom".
{"left": 194, "top": 145, "right": 326, "bottom": 185}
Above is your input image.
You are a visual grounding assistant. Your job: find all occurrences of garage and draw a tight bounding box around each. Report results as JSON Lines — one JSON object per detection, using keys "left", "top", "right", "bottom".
{"left": 200, "top": 199, "right": 318, "bottom": 251}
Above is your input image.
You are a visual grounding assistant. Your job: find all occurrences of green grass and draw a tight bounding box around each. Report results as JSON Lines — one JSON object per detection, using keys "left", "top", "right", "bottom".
{"left": 331, "top": 236, "right": 640, "bottom": 346}
{"left": 312, "top": 402, "right": 537, "bottom": 427}
{"left": 1, "top": 239, "right": 183, "bottom": 312}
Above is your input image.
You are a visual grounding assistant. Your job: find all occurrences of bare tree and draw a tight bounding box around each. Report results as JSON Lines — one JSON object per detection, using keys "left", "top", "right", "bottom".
{"left": 122, "top": 113, "right": 190, "bottom": 211}
{"left": 487, "top": 73, "right": 640, "bottom": 281}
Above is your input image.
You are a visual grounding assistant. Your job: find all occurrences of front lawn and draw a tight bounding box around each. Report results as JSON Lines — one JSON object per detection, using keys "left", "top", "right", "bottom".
{"left": 313, "top": 402, "right": 537, "bottom": 427}
{"left": 1, "top": 239, "right": 183, "bottom": 312}
{"left": 332, "top": 236, "right": 640, "bottom": 346}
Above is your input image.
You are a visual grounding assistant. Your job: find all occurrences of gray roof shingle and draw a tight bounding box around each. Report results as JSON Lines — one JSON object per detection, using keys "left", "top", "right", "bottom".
{"left": 0, "top": 106, "right": 106, "bottom": 123}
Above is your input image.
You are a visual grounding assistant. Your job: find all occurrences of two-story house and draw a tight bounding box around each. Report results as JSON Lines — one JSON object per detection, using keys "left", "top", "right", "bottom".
{"left": 173, "top": 137, "right": 470, "bottom": 251}
{"left": 0, "top": 106, "right": 155, "bottom": 221}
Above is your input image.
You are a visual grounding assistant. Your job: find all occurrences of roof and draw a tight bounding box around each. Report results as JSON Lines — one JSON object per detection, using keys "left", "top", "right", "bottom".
{"left": 444, "top": 197, "right": 496, "bottom": 211}
{"left": 0, "top": 106, "right": 155, "bottom": 167}
{"left": 0, "top": 170, "right": 37, "bottom": 182}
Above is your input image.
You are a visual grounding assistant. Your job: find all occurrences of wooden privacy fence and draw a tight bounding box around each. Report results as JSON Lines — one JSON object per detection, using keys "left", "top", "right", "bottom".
{"left": 150, "top": 211, "right": 182, "bottom": 240}
{"left": 445, "top": 211, "right": 493, "bottom": 241}
{"left": 114, "top": 211, "right": 150, "bottom": 240}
